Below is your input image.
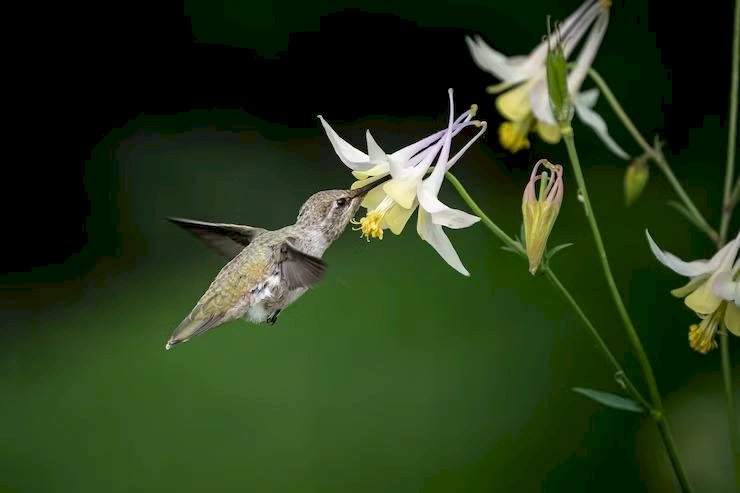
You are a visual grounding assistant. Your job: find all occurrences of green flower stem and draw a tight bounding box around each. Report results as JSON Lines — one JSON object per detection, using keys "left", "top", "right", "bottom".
{"left": 720, "top": 0, "right": 740, "bottom": 245}
{"left": 559, "top": 125, "right": 693, "bottom": 492}
{"left": 444, "top": 171, "right": 650, "bottom": 411}
{"left": 586, "top": 67, "right": 719, "bottom": 245}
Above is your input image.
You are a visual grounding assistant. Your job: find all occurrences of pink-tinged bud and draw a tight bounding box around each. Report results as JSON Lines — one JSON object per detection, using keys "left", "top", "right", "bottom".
{"left": 522, "top": 159, "right": 564, "bottom": 274}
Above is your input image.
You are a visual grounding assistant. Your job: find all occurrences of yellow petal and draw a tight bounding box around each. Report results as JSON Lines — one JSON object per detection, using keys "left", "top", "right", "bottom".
{"left": 352, "top": 164, "right": 390, "bottom": 180}
{"left": 685, "top": 274, "right": 723, "bottom": 315}
{"left": 724, "top": 303, "right": 740, "bottom": 336}
{"left": 383, "top": 176, "right": 419, "bottom": 210}
{"left": 350, "top": 172, "right": 389, "bottom": 190}
{"left": 384, "top": 202, "right": 417, "bottom": 235}
{"left": 498, "top": 121, "right": 530, "bottom": 153}
{"left": 670, "top": 275, "right": 709, "bottom": 298}
{"left": 495, "top": 81, "right": 534, "bottom": 122}
{"left": 535, "top": 121, "right": 561, "bottom": 144}
{"left": 360, "top": 185, "right": 388, "bottom": 210}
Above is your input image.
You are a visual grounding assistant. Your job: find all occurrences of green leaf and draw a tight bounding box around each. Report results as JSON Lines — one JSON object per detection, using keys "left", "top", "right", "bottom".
{"left": 546, "top": 242, "right": 574, "bottom": 260}
{"left": 572, "top": 387, "right": 643, "bottom": 413}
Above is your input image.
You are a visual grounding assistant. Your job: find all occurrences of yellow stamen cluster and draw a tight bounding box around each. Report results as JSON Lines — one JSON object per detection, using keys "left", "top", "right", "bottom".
{"left": 688, "top": 305, "right": 725, "bottom": 354}
{"left": 352, "top": 212, "right": 384, "bottom": 241}
{"left": 499, "top": 121, "right": 531, "bottom": 152}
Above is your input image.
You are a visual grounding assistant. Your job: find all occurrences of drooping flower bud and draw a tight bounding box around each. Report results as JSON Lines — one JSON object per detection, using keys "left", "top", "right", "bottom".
{"left": 522, "top": 159, "right": 564, "bottom": 274}
{"left": 624, "top": 155, "right": 649, "bottom": 206}
{"left": 545, "top": 19, "right": 573, "bottom": 125}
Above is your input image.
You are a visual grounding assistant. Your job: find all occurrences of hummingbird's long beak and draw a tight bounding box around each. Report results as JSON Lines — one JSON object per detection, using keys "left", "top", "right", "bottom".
{"left": 348, "top": 174, "right": 393, "bottom": 198}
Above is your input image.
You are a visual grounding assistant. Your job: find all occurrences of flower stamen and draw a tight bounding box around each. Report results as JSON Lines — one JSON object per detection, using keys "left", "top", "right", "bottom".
{"left": 352, "top": 196, "right": 396, "bottom": 242}
{"left": 688, "top": 304, "right": 726, "bottom": 354}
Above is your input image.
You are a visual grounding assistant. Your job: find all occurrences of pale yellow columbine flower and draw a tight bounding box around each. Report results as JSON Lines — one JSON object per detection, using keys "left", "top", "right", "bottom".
{"left": 465, "top": 0, "right": 628, "bottom": 158}
{"left": 318, "top": 90, "right": 487, "bottom": 275}
{"left": 646, "top": 230, "right": 740, "bottom": 353}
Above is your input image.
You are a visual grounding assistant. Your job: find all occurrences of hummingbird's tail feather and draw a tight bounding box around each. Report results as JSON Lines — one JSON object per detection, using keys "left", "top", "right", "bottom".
{"left": 165, "top": 314, "right": 222, "bottom": 350}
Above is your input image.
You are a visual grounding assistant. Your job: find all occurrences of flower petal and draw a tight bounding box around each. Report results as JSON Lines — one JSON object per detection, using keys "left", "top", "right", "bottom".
{"left": 567, "top": 11, "right": 609, "bottom": 95}
{"left": 385, "top": 202, "right": 417, "bottom": 235}
{"left": 365, "top": 130, "right": 387, "bottom": 163}
{"left": 465, "top": 36, "right": 530, "bottom": 83}
{"left": 418, "top": 183, "right": 480, "bottom": 229}
{"left": 359, "top": 183, "right": 390, "bottom": 210}
{"left": 645, "top": 230, "right": 715, "bottom": 277}
{"left": 577, "top": 87, "right": 600, "bottom": 108}
{"left": 574, "top": 97, "right": 629, "bottom": 159}
{"left": 529, "top": 77, "right": 556, "bottom": 125}
{"left": 670, "top": 275, "right": 710, "bottom": 298}
{"left": 685, "top": 272, "right": 723, "bottom": 315}
{"left": 724, "top": 303, "right": 740, "bottom": 336}
{"left": 496, "top": 81, "right": 534, "bottom": 122}
{"left": 352, "top": 164, "right": 390, "bottom": 180}
{"left": 317, "top": 115, "right": 372, "bottom": 170}
{"left": 417, "top": 208, "right": 471, "bottom": 276}
{"left": 384, "top": 175, "right": 422, "bottom": 210}
{"left": 707, "top": 230, "right": 740, "bottom": 272}
{"left": 535, "top": 120, "right": 561, "bottom": 144}
{"left": 712, "top": 270, "right": 739, "bottom": 305}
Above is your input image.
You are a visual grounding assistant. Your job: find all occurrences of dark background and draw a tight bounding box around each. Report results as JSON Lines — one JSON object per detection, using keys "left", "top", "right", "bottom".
{"left": 2, "top": 1, "right": 738, "bottom": 491}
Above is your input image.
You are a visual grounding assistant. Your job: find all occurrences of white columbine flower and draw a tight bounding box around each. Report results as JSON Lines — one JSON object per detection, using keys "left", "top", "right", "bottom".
{"left": 318, "top": 89, "right": 487, "bottom": 275}
{"left": 646, "top": 230, "right": 740, "bottom": 353}
{"left": 465, "top": 0, "right": 628, "bottom": 158}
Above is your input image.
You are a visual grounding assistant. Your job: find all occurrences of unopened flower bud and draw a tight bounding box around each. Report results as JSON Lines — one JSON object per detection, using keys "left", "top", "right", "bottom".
{"left": 624, "top": 155, "right": 649, "bottom": 206}
{"left": 545, "top": 20, "right": 573, "bottom": 125}
{"left": 522, "top": 159, "right": 564, "bottom": 274}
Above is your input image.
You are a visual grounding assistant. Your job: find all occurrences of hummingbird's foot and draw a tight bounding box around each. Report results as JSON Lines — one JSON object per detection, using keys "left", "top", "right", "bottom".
{"left": 266, "top": 310, "right": 281, "bottom": 325}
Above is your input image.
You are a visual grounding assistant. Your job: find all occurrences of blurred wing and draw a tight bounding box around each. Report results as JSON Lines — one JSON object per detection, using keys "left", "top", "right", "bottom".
{"left": 279, "top": 241, "right": 327, "bottom": 290}
{"left": 168, "top": 217, "right": 267, "bottom": 260}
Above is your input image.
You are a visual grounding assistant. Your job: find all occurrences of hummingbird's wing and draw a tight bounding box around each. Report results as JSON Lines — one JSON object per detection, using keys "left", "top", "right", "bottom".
{"left": 168, "top": 217, "right": 268, "bottom": 260}
{"left": 278, "top": 241, "right": 327, "bottom": 290}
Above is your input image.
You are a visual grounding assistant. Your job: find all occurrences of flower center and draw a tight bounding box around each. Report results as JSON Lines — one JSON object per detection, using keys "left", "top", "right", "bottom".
{"left": 688, "top": 304, "right": 726, "bottom": 354}
{"left": 351, "top": 196, "right": 395, "bottom": 241}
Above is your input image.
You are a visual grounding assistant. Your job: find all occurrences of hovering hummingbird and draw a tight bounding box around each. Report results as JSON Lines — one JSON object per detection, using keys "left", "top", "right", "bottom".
{"left": 164, "top": 180, "right": 382, "bottom": 350}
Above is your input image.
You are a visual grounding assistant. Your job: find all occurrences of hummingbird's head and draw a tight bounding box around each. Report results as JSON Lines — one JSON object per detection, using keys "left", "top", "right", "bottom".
{"left": 296, "top": 180, "right": 383, "bottom": 241}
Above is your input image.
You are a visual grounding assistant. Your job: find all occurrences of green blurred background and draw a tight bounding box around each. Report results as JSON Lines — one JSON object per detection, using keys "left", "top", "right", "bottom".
{"left": 2, "top": 0, "right": 739, "bottom": 491}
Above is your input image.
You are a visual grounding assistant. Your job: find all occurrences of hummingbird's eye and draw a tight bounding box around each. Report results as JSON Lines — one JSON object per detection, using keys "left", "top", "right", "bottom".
{"left": 335, "top": 198, "right": 348, "bottom": 207}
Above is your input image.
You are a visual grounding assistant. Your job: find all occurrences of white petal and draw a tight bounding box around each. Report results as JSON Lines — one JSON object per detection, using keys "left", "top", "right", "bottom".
{"left": 417, "top": 209, "right": 471, "bottom": 276}
{"left": 390, "top": 129, "right": 444, "bottom": 164}
{"left": 708, "top": 230, "right": 740, "bottom": 272}
{"left": 712, "top": 271, "right": 739, "bottom": 305}
{"left": 567, "top": 11, "right": 609, "bottom": 95}
{"left": 577, "top": 87, "right": 600, "bottom": 108}
{"left": 645, "top": 230, "right": 714, "bottom": 277}
{"left": 365, "top": 131, "right": 387, "bottom": 164}
{"left": 573, "top": 97, "right": 629, "bottom": 159}
{"left": 418, "top": 184, "right": 480, "bottom": 229}
{"left": 465, "top": 36, "right": 528, "bottom": 83}
{"left": 529, "top": 77, "right": 556, "bottom": 125}
{"left": 317, "top": 115, "right": 371, "bottom": 170}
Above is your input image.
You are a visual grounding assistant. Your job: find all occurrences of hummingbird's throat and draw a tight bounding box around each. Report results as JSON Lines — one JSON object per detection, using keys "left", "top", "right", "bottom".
{"left": 351, "top": 196, "right": 395, "bottom": 241}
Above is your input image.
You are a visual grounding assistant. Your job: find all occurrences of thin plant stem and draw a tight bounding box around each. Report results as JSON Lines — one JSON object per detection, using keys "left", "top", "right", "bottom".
{"left": 559, "top": 126, "right": 693, "bottom": 492}
{"left": 585, "top": 67, "right": 719, "bottom": 244}
{"left": 717, "top": 1, "right": 740, "bottom": 483}
{"left": 444, "top": 171, "right": 651, "bottom": 411}
{"left": 719, "top": 0, "right": 740, "bottom": 245}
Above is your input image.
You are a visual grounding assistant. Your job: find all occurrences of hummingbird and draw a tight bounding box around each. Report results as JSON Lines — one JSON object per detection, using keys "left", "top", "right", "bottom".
{"left": 164, "top": 180, "right": 383, "bottom": 350}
